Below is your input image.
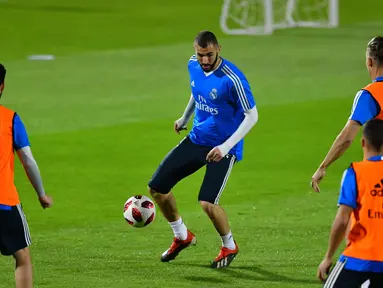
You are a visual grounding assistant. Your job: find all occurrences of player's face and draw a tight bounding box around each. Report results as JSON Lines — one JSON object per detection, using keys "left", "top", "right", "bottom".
{"left": 195, "top": 44, "right": 220, "bottom": 72}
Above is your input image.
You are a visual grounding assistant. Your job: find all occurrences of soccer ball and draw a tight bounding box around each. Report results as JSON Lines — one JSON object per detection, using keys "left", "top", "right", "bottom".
{"left": 123, "top": 195, "right": 156, "bottom": 228}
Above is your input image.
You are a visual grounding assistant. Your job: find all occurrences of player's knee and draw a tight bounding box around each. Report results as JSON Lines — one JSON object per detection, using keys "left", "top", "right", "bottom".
{"left": 148, "top": 186, "right": 157, "bottom": 197}
{"left": 13, "top": 248, "right": 31, "bottom": 267}
{"left": 148, "top": 186, "right": 167, "bottom": 200}
{"left": 199, "top": 200, "right": 216, "bottom": 214}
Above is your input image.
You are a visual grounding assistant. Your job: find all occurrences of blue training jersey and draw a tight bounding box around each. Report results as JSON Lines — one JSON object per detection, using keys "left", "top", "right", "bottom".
{"left": 187, "top": 55, "right": 256, "bottom": 161}
{"left": 338, "top": 155, "right": 383, "bottom": 272}
{"left": 13, "top": 113, "right": 30, "bottom": 150}
{"left": 348, "top": 76, "right": 383, "bottom": 125}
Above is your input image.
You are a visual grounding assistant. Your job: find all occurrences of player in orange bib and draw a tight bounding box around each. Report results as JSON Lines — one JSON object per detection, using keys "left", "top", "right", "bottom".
{"left": 0, "top": 64, "right": 53, "bottom": 288}
{"left": 311, "top": 36, "right": 383, "bottom": 193}
{"left": 317, "top": 118, "right": 383, "bottom": 287}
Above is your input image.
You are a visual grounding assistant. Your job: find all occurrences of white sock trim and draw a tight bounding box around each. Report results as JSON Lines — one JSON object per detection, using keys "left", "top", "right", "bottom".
{"left": 221, "top": 231, "right": 235, "bottom": 250}
{"left": 169, "top": 217, "right": 188, "bottom": 240}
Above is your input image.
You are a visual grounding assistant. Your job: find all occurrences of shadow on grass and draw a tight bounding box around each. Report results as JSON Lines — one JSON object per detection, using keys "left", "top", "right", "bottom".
{"left": 174, "top": 262, "right": 320, "bottom": 286}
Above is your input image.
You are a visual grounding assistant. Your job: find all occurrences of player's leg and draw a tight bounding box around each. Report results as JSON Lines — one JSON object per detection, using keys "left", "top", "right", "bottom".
{"left": 148, "top": 137, "right": 205, "bottom": 262}
{"left": 0, "top": 205, "right": 32, "bottom": 288}
{"left": 13, "top": 248, "right": 32, "bottom": 288}
{"left": 198, "top": 154, "right": 238, "bottom": 268}
{"left": 323, "top": 260, "right": 368, "bottom": 288}
{"left": 150, "top": 191, "right": 179, "bottom": 222}
{"left": 148, "top": 136, "right": 203, "bottom": 229}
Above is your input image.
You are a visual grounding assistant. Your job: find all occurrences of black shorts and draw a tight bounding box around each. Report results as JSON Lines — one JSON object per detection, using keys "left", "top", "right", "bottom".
{"left": 324, "top": 260, "right": 383, "bottom": 288}
{"left": 0, "top": 204, "right": 32, "bottom": 256}
{"left": 148, "top": 136, "right": 236, "bottom": 204}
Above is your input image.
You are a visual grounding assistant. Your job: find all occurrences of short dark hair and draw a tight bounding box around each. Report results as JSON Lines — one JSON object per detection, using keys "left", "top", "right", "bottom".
{"left": 194, "top": 30, "right": 218, "bottom": 48}
{"left": 367, "top": 36, "right": 383, "bottom": 66}
{"left": 363, "top": 119, "right": 383, "bottom": 151}
{"left": 0, "top": 64, "right": 6, "bottom": 85}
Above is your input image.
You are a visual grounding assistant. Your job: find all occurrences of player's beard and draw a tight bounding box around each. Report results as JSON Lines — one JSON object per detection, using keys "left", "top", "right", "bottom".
{"left": 200, "top": 54, "right": 219, "bottom": 72}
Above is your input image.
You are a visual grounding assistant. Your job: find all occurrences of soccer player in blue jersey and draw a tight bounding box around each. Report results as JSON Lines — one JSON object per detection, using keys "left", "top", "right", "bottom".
{"left": 311, "top": 36, "right": 383, "bottom": 193}
{"left": 147, "top": 31, "right": 258, "bottom": 268}
{"left": 0, "top": 64, "right": 53, "bottom": 288}
{"left": 317, "top": 119, "right": 383, "bottom": 287}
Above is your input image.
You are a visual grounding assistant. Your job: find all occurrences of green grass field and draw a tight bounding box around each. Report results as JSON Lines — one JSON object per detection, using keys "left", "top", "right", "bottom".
{"left": 1, "top": 0, "right": 383, "bottom": 287}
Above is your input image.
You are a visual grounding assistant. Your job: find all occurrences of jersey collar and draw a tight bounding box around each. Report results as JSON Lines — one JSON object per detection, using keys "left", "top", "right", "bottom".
{"left": 374, "top": 76, "right": 383, "bottom": 82}
{"left": 203, "top": 57, "right": 223, "bottom": 77}
{"left": 367, "top": 155, "right": 383, "bottom": 161}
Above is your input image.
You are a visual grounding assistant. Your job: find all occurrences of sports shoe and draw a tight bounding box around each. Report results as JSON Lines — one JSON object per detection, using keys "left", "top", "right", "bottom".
{"left": 211, "top": 241, "right": 239, "bottom": 268}
{"left": 160, "top": 230, "right": 196, "bottom": 262}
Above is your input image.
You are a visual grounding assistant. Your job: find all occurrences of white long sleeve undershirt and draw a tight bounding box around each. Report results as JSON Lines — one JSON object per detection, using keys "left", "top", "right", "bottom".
{"left": 178, "top": 95, "right": 258, "bottom": 156}
{"left": 180, "top": 94, "right": 195, "bottom": 125}
{"left": 218, "top": 106, "right": 258, "bottom": 157}
{"left": 16, "top": 146, "right": 46, "bottom": 197}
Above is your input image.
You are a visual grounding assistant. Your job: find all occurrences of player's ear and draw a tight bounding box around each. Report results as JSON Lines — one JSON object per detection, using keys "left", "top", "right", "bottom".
{"left": 367, "top": 57, "right": 373, "bottom": 68}
{"left": 361, "top": 137, "right": 366, "bottom": 148}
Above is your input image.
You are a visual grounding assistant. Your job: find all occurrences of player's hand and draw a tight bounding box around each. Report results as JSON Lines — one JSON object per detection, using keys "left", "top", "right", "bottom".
{"left": 206, "top": 147, "right": 224, "bottom": 162}
{"left": 317, "top": 257, "right": 332, "bottom": 282}
{"left": 174, "top": 118, "right": 187, "bottom": 134}
{"left": 39, "top": 195, "right": 53, "bottom": 209}
{"left": 311, "top": 167, "right": 326, "bottom": 193}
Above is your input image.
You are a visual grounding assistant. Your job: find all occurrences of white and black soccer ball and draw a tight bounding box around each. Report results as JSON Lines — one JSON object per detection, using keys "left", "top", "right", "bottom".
{"left": 123, "top": 195, "right": 156, "bottom": 228}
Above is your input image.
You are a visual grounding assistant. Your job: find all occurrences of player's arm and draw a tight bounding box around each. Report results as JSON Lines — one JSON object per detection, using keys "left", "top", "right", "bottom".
{"left": 207, "top": 74, "right": 257, "bottom": 161}
{"left": 217, "top": 106, "right": 258, "bottom": 156}
{"left": 181, "top": 94, "right": 195, "bottom": 124}
{"left": 175, "top": 55, "right": 198, "bottom": 133}
{"left": 318, "top": 120, "right": 361, "bottom": 169}
{"left": 174, "top": 94, "right": 195, "bottom": 134}
{"left": 312, "top": 90, "right": 378, "bottom": 192}
{"left": 219, "top": 74, "right": 258, "bottom": 155}
{"left": 324, "top": 204, "right": 353, "bottom": 257}
{"left": 17, "top": 147, "right": 46, "bottom": 197}
{"left": 317, "top": 167, "right": 356, "bottom": 281}
{"left": 13, "top": 114, "right": 52, "bottom": 208}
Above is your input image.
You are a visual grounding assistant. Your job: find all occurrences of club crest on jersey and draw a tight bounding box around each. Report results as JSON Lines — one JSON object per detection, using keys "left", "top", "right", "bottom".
{"left": 209, "top": 88, "right": 218, "bottom": 100}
